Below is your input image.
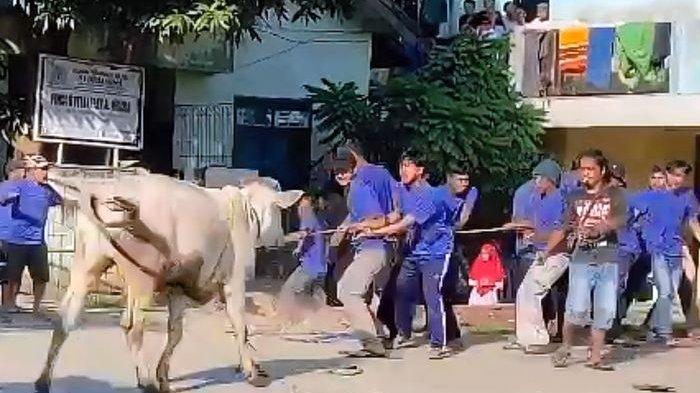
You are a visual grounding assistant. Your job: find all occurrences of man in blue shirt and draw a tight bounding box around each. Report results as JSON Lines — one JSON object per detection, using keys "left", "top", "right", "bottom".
{"left": 505, "top": 159, "right": 569, "bottom": 353}
{"left": 368, "top": 150, "right": 459, "bottom": 359}
{"left": 0, "top": 159, "right": 25, "bottom": 313}
{"left": 636, "top": 160, "right": 700, "bottom": 344}
{"left": 331, "top": 143, "right": 399, "bottom": 357}
{"left": 0, "top": 155, "right": 62, "bottom": 315}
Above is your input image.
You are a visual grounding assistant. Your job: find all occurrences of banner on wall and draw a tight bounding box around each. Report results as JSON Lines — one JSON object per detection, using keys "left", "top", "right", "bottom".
{"left": 33, "top": 54, "right": 145, "bottom": 150}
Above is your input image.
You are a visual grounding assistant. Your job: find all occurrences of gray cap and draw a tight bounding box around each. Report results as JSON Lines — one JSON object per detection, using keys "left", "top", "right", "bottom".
{"left": 533, "top": 159, "right": 562, "bottom": 185}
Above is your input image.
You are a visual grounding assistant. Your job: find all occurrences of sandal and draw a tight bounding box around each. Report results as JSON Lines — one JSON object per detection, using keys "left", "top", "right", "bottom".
{"left": 585, "top": 362, "right": 615, "bottom": 371}
{"left": 502, "top": 342, "right": 524, "bottom": 351}
{"left": 551, "top": 347, "right": 570, "bottom": 368}
{"left": 328, "top": 365, "right": 363, "bottom": 376}
{"left": 632, "top": 384, "right": 676, "bottom": 392}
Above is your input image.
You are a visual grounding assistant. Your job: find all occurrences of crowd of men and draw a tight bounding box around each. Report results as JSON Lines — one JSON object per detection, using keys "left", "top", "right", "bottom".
{"left": 282, "top": 143, "right": 700, "bottom": 369}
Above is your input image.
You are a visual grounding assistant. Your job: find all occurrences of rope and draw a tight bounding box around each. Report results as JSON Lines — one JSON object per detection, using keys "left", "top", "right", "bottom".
{"left": 286, "top": 225, "right": 530, "bottom": 240}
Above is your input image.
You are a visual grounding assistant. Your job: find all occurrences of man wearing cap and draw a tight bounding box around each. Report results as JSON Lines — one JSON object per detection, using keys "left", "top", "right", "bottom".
{"left": 0, "top": 159, "right": 25, "bottom": 310}
{"left": 0, "top": 154, "right": 62, "bottom": 316}
{"left": 504, "top": 158, "right": 569, "bottom": 354}
{"left": 331, "top": 143, "right": 399, "bottom": 357}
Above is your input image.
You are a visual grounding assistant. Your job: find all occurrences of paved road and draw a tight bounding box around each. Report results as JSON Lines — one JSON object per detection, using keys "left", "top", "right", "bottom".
{"left": 1, "top": 305, "right": 699, "bottom": 393}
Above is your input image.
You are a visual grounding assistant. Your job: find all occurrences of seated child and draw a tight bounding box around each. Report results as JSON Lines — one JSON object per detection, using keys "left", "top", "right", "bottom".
{"left": 278, "top": 193, "right": 328, "bottom": 325}
{"left": 468, "top": 243, "right": 505, "bottom": 306}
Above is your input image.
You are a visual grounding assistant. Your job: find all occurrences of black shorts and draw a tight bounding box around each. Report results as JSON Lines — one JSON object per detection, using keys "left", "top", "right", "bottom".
{"left": 4, "top": 243, "right": 49, "bottom": 284}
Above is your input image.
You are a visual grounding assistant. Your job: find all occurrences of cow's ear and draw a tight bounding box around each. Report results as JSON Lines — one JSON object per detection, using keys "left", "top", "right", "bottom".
{"left": 274, "top": 190, "right": 304, "bottom": 209}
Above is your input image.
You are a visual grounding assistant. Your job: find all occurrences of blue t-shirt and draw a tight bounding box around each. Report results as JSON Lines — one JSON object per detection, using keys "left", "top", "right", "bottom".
{"left": 0, "top": 179, "right": 62, "bottom": 245}
{"left": 298, "top": 212, "right": 327, "bottom": 278}
{"left": 529, "top": 189, "right": 566, "bottom": 251}
{"left": 617, "top": 190, "right": 643, "bottom": 257}
{"left": 636, "top": 187, "right": 699, "bottom": 256}
{"left": 0, "top": 180, "right": 21, "bottom": 241}
{"left": 400, "top": 182, "right": 456, "bottom": 259}
{"left": 512, "top": 179, "right": 535, "bottom": 222}
{"left": 560, "top": 171, "right": 582, "bottom": 197}
{"left": 347, "top": 164, "right": 397, "bottom": 249}
{"left": 455, "top": 186, "right": 479, "bottom": 223}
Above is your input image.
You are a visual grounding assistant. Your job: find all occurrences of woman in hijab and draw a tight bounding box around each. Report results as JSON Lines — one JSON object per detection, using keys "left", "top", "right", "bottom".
{"left": 468, "top": 243, "right": 505, "bottom": 306}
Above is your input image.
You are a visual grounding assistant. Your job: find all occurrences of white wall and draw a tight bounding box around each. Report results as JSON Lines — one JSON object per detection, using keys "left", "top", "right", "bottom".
{"left": 550, "top": 0, "right": 700, "bottom": 23}
{"left": 174, "top": 19, "right": 371, "bottom": 104}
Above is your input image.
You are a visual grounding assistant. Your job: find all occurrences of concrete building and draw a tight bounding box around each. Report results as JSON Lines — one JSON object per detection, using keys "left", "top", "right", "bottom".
{"left": 514, "top": 0, "right": 700, "bottom": 188}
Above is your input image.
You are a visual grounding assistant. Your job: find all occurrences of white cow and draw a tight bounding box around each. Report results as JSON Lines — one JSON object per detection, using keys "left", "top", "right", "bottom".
{"left": 36, "top": 170, "right": 302, "bottom": 393}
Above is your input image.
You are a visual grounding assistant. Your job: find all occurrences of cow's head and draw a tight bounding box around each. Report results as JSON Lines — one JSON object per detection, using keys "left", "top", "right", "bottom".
{"left": 239, "top": 179, "right": 303, "bottom": 248}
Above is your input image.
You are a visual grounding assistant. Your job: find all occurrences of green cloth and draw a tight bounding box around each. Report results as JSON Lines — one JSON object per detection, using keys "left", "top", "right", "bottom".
{"left": 615, "top": 22, "right": 657, "bottom": 89}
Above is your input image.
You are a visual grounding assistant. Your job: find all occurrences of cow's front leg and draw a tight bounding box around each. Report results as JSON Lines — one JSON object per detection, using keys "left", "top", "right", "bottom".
{"left": 152, "top": 287, "right": 187, "bottom": 393}
{"left": 223, "top": 279, "right": 271, "bottom": 387}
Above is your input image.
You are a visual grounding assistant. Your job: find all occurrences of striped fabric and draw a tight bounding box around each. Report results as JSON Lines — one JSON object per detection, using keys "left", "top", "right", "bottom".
{"left": 558, "top": 26, "right": 590, "bottom": 76}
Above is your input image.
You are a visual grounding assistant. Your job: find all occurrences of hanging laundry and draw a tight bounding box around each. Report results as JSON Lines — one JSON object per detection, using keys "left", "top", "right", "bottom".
{"left": 615, "top": 22, "right": 655, "bottom": 90}
{"left": 558, "top": 25, "right": 589, "bottom": 76}
{"left": 586, "top": 27, "right": 615, "bottom": 90}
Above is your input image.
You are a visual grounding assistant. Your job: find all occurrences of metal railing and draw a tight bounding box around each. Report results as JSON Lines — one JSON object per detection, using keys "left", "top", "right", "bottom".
{"left": 173, "top": 104, "right": 234, "bottom": 177}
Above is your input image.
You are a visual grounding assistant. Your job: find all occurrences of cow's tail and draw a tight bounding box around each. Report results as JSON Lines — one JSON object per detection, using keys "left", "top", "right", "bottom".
{"left": 226, "top": 189, "right": 256, "bottom": 280}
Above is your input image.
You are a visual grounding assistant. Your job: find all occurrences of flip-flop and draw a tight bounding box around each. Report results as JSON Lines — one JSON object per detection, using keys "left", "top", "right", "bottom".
{"left": 585, "top": 362, "right": 615, "bottom": 371}
{"left": 551, "top": 347, "right": 570, "bottom": 368}
{"left": 502, "top": 342, "right": 524, "bottom": 351}
{"left": 246, "top": 364, "right": 271, "bottom": 388}
{"left": 328, "top": 365, "right": 363, "bottom": 376}
{"left": 633, "top": 384, "right": 676, "bottom": 392}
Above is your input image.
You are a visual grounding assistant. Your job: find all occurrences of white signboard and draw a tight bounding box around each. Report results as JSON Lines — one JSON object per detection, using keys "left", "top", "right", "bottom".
{"left": 0, "top": 53, "right": 8, "bottom": 95}
{"left": 33, "top": 54, "right": 144, "bottom": 150}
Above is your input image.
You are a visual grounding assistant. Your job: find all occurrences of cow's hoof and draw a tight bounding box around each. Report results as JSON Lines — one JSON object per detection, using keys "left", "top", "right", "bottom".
{"left": 34, "top": 380, "right": 50, "bottom": 393}
{"left": 139, "top": 384, "right": 161, "bottom": 393}
{"left": 247, "top": 365, "right": 271, "bottom": 388}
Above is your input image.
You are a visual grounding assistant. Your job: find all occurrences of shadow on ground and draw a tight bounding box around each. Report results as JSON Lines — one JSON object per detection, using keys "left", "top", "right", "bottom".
{"left": 0, "top": 376, "right": 140, "bottom": 393}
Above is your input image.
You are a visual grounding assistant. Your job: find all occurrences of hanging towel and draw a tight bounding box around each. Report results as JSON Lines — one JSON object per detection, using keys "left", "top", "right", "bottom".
{"left": 586, "top": 27, "right": 615, "bottom": 89}
{"left": 616, "top": 22, "right": 655, "bottom": 89}
{"left": 558, "top": 25, "right": 589, "bottom": 76}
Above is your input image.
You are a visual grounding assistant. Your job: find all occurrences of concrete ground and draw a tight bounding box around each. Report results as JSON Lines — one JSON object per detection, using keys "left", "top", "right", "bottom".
{"left": 1, "top": 293, "right": 699, "bottom": 393}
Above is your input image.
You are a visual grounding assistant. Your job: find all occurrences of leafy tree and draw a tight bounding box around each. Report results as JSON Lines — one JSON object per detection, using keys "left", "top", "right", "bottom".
{"left": 12, "top": 0, "right": 357, "bottom": 44}
{"left": 306, "top": 32, "right": 545, "bottom": 219}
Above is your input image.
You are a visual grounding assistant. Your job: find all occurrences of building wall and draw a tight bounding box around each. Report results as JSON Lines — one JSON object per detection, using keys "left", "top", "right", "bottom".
{"left": 550, "top": 0, "right": 700, "bottom": 23}
{"left": 173, "top": 15, "right": 372, "bottom": 183}
{"left": 543, "top": 127, "right": 697, "bottom": 189}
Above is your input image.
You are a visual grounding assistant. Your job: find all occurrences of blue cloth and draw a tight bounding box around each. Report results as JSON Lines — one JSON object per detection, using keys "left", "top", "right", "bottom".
{"left": 298, "top": 212, "right": 327, "bottom": 278}
{"left": 617, "top": 190, "right": 643, "bottom": 257}
{"left": 399, "top": 182, "right": 457, "bottom": 259}
{"left": 586, "top": 27, "right": 615, "bottom": 89}
{"left": 530, "top": 189, "right": 566, "bottom": 251}
{"left": 636, "top": 188, "right": 699, "bottom": 256}
{"left": 0, "top": 180, "right": 62, "bottom": 245}
{"left": 0, "top": 180, "right": 21, "bottom": 241}
{"left": 348, "top": 164, "right": 397, "bottom": 250}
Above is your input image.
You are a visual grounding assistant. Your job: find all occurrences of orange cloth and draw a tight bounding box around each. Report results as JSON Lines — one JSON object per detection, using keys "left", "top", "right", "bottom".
{"left": 559, "top": 25, "right": 590, "bottom": 75}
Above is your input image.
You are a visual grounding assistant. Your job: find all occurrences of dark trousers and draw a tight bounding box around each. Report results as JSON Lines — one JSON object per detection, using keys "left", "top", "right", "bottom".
{"left": 396, "top": 256, "right": 454, "bottom": 347}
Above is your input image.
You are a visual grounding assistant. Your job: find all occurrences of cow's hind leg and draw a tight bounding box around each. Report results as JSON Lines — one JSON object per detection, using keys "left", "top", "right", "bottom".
{"left": 150, "top": 286, "right": 188, "bottom": 393}
{"left": 35, "top": 277, "right": 90, "bottom": 393}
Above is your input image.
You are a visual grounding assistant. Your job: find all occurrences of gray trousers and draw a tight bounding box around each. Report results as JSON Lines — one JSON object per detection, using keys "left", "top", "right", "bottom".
{"left": 337, "top": 246, "right": 389, "bottom": 342}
